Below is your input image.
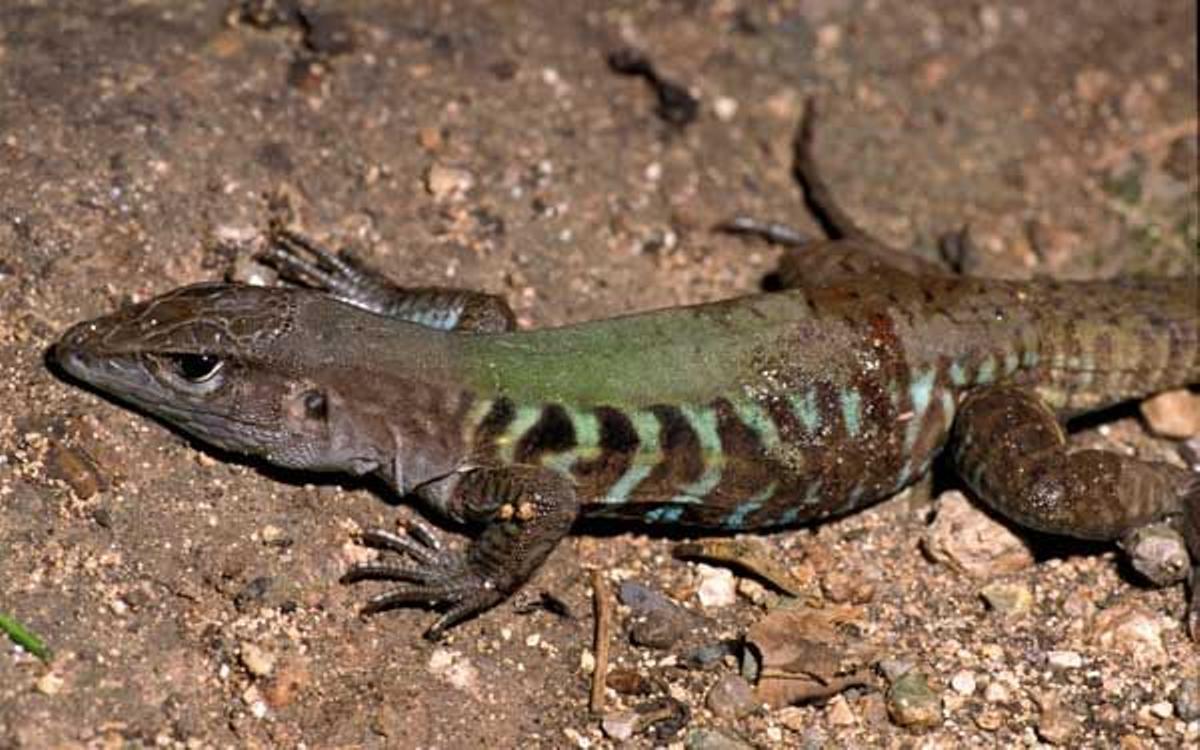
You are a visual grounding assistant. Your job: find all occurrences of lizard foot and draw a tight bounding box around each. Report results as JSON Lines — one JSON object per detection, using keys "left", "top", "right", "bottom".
{"left": 263, "top": 228, "right": 399, "bottom": 310}
{"left": 263, "top": 227, "right": 518, "bottom": 332}
{"left": 342, "top": 518, "right": 504, "bottom": 641}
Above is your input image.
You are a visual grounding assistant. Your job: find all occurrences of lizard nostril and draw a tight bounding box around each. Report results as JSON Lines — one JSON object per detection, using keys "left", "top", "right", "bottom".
{"left": 53, "top": 323, "right": 99, "bottom": 374}
{"left": 53, "top": 342, "right": 84, "bottom": 374}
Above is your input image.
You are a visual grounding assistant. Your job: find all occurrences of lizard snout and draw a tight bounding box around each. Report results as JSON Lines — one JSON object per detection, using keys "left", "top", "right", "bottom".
{"left": 53, "top": 320, "right": 103, "bottom": 378}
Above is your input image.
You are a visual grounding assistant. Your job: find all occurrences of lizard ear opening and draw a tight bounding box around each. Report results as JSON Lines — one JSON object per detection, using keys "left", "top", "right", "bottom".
{"left": 302, "top": 389, "right": 328, "bottom": 421}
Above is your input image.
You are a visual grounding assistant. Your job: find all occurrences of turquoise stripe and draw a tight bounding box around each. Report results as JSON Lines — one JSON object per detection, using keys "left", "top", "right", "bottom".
{"left": 976, "top": 356, "right": 996, "bottom": 384}
{"left": 904, "top": 368, "right": 936, "bottom": 451}
{"left": 1003, "top": 350, "right": 1020, "bottom": 375}
{"left": 670, "top": 404, "right": 723, "bottom": 505}
{"left": 602, "top": 409, "right": 661, "bottom": 505}
{"left": 841, "top": 389, "right": 863, "bottom": 437}
{"left": 949, "top": 361, "right": 968, "bottom": 386}
{"left": 732, "top": 397, "right": 780, "bottom": 451}
{"left": 605, "top": 464, "right": 653, "bottom": 505}
{"left": 791, "top": 390, "right": 821, "bottom": 433}
{"left": 644, "top": 505, "right": 684, "bottom": 524}
{"left": 499, "top": 404, "right": 543, "bottom": 464}
{"left": 723, "top": 482, "right": 777, "bottom": 529}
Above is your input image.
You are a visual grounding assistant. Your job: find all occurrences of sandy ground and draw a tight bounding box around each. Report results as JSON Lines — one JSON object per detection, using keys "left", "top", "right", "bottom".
{"left": 1, "top": 1, "right": 1196, "bottom": 747}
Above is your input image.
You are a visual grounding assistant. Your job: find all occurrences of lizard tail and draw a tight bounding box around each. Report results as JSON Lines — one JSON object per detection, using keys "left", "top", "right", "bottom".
{"left": 791, "top": 98, "right": 877, "bottom": 244}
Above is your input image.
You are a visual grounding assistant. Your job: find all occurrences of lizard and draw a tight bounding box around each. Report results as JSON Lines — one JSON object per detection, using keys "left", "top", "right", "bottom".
{"left": 52, "top": 103, "right": 1199, "bottom": 642}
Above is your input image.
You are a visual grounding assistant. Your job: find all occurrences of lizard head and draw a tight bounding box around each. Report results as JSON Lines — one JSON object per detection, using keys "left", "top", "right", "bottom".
{"left": 53, "top": 282, "right": 398, "bottom": 478}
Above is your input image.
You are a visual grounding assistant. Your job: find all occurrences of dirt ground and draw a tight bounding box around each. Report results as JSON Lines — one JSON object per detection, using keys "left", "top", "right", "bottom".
{"left": 1, "top": 1, "right": 1197, "bottom": 748}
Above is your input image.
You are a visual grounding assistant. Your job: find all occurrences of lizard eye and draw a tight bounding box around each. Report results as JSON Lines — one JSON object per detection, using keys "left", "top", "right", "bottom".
{"left": 165, "top": 353, "right": 224, "bottom": 383}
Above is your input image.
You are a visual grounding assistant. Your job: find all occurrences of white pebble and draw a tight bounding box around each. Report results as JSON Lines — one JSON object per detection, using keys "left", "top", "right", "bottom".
{"left": 696, "top": 564, "right": 737, "bottom": 608}
{"left": 1046, "top": 650, "right": 1083, "bottom": 670}
{"left": 713, "top": 96, "right": 738, "bottom": 121}
{"left": 951, "top": 670, "right": 977, "bottom": 695}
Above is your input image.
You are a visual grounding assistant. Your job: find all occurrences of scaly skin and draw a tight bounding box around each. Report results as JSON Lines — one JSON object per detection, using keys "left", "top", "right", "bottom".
{"left": 52, "top": 106, "right": 1199, "bottom": 640}
{"left": 453, "top": 273, "right": 1197, "bottom": 532}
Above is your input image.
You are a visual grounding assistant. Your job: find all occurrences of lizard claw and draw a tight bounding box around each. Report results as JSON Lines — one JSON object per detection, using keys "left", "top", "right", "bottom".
{"left": 342, "top": 520, "right": 504, "bottom": 640}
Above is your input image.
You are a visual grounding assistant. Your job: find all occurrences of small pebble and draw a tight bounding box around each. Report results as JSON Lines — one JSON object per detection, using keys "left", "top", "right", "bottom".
{"left": 1045, "top": 650, "right": 1082, "bottom": 670}
{"left": 35, "top": 672, "right": 64, "bottom": 695}
{"left": 878, "top": 658, "right": 916, "bottom": 683}
{"left": 975, "top": 709, "right": 1004, "bottom": 731}
{"left": 764, "top": 88, "right": 801, "bottom": 122}
{"left": 1177, "top": 677, "right": 1200, "bottom": 721}
{"left": 45, "top": 441, "right": 103, "bottom": 499}
{"left": 821, "top": 569, "right": 875, "bottom": 604}
{"left": 924, "top": 491, "right": 1034, "bottom": 578}
{"left": 713, "top": 96, "right": 738, "bottom": 121}
{"left": 428, "top": 648, "right": 455, "bottom": 672}
{"left": 229, "top": 253, "right": 276, "bottom": 286}
{"left": 259, "top": 525, "right": 285, "bottom": 545}
{"left": 241, "top": 684, "right": 261, "bottom": 706}
{"left": 262, "top": 658, "right": 310, "bottom": 708}
{"left": 950, "top": 670, "right": 977, "bottom": 695}
{"left": 240, "top": 642, "right": 276, "bottom": 677}
{"left": 606, "top": 668, "right": 652, "bottom": 696}
{"left": 984, "top": 681, "right": 1011, "bottom": 703}
{"left": 561, "top": 727, "right": 589, "bottom": 749}
{"left": 736, "top": 577, "right": 770, "bottom": 606}
{"left": 826, "top": 695, "right": 857, "bottom": 726}
{"left": 685, "top": 728, "right": 753, "bottom": 750}
{"left": 887, "top": 671, "right": 942, "bottom": 729}
{"left": 776, "top": 706, "right": 807, "bottom": 732}
{"left": 705, "top": 674, "right": 758, "bottom": 720}
{"left": 417, "top": 126, "right": 443, "bottom": 152}
{"left": 425, "top": 164, "right": 474, "bottom": 201}
{"left": 696, "top": 564, "right": 737, "bottom": 608}
{"left": 980, "top": 582, "right": 1033, "bottom": 615}
{"left": 1140, "top": 389, "right": 1200, "bottom": 438}
{"left": 1179, "top": 435, "right": 1200, "bottom": 471}
{"left": 1036, "top": 694, "right": 1081, "bottom": 745}
{"left": 371, "top": 704, "right": 403, "bottom": 738}
{"left": 631, "top": 611, "right": 689, "bottom": 649}
{"left": 1149, "top": 701, "right": 1173, "bottom": 719}
{"left": 601, "top": 711, "right": 638, "bottom": 741}
{"left": 816, "top": 23, "right": 842, "bottom": 54}
{"left": 620, "top": 580, "right": 700, "bottom": 649}
{"left": 1093, "top": 605, "right": 1167, "bottom": 668}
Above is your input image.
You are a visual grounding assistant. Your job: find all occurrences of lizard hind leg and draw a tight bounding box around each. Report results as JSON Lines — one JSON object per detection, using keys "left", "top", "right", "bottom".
{"left": 949, "top": 384, "right": 1198, "bottom": 635}
{"left": 343, "top": 465, "right": 580, "bottom": 640}
{"left": 262, "top": 228, "right": 517, "bottom": 332}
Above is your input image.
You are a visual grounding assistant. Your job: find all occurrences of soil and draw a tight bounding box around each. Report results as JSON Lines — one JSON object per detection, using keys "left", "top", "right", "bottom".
{"left": 1, "top": 1, "right": 1196, "bottom": 747}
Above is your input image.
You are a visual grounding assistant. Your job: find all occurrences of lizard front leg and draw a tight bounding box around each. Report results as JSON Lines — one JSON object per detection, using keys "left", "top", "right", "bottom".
{"left": 263, "top": 228, "right": 517, "bottom": 332}
{"left": 949, "top": 384, "right": 1198, "bottom": 637}
{"left": 343, "top": 465, "right": 579, "bottom": 640}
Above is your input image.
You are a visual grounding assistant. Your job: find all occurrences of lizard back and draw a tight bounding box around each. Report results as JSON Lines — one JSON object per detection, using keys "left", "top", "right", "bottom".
{"left": 453, "top": 273, "right": 1198, "bottom": 529}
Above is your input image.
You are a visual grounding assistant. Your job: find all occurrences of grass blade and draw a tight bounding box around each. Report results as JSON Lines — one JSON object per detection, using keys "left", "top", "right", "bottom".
{"left": 0, "top": 612, "right": 52, "bottom": 662}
